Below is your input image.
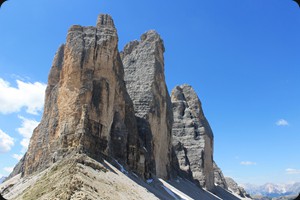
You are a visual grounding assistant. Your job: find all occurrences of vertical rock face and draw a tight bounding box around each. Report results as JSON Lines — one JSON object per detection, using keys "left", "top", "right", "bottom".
{"left": 171, "top": 84, "right": 214, "bottom": 190}
{"left": 23, "top": 14, "right": 140, "bottom": 176}
{"left": 121, "top": 30, "right": 173, "bottom": 179}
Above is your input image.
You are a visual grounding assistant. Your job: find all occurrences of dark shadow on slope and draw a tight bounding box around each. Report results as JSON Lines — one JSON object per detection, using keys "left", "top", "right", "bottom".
{"left": 0, "top": 192, "right": 7, "bottom": 200}
{"left": 127, "top": 174, "right": 181, "bottom": 200}
{"left": 136, "top": 116, "right": 156, "bottom": 179}
{"left": 212, "top": 185, "right": 242, "bottom": 200}
{"left": 126, "top": 172, "right": 222, "bottom": 200}
{"left": 166, "top": 177, "right": 220, "bottom": 200}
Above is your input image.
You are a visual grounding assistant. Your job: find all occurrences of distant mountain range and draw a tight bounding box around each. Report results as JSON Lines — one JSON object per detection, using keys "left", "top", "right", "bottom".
{"left": 0, "top": 176, "right": 6, "bottom": 184}
{"left": 242, "top": 182, "right": 300, "bottom": 198}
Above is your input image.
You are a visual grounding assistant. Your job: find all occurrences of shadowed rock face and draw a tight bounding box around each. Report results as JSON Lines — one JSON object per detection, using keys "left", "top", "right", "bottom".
{"left": 21, "top": 14, "right": 140, "bottom": 176}
{"left": 121, "top": 31, "right": 173, "bottom": 179}
{"left": 171, "top": 84, "right": 214, "bottom": 190}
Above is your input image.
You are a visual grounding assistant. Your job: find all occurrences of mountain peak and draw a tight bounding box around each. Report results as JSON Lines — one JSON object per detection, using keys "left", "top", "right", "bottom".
{"left": 3, "top": 13, "right": 246, "bottom": 200}
{"left": 96, "top": 14, "right": 115, "bottom": 29}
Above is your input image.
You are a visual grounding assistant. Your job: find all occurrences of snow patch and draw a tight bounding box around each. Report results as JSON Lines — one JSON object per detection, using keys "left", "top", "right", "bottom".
{"left": 143, "top": 147, "right": 148, "bottom": 152}
{"left": 147, "top": 179, "right": 153, "bottom": 184}
{"left": 133, "top": 173, "right": 138, "bottom": 178}
{"left": 114, "top": 160, "right": 128, "bottom": 175}
{"left": 162, "top": 185, "right": 181, "bottom": 200}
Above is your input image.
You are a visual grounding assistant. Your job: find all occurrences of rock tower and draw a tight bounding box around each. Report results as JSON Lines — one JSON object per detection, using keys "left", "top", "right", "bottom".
{"left": 121, "top": 30, "right": 173, "bottom": 179}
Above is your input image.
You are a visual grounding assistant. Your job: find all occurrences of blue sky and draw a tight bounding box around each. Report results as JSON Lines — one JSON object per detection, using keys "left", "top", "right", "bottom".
{"left": 0, "top": 0, "right": 299, "bottom": 185}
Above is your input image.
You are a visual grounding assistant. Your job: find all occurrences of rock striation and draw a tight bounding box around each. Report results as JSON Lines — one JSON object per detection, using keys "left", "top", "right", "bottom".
{"left": 171, "top": 84, "right": 214, "bottom": 190}
{"left": 18, "top": 14, "right": 141, "bottom": 176}
{"left": 121, "top": 30, "right": 173, "bottom": 179}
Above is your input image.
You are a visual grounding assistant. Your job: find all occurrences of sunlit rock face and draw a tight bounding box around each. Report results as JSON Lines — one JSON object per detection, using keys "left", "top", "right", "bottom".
{"left": 22, "top": 14, "right": 140, "bottom": 176}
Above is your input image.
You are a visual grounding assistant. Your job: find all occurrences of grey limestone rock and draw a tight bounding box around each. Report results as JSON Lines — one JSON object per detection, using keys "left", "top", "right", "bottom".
{"left": 171, "top": 84, "right": 215, "bottom": 190}
{"left": 121, "top": 30, "right": 173, "bottom": 179}
{"left": 225, "top": 177, "right": 252, "bottom": 199}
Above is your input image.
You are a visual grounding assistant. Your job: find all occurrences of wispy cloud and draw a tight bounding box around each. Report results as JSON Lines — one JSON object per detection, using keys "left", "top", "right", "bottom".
{"left": 12, "top": 154, "right": 23, "bottom": 161}
{"left": 286, "top": 168, "right": 300, "bottom": 175}
{"left": 276, "top": 119, "right": 289, "bottom": 126}
{"left": 16, "top": 116, "right": 39, "bottom": 152}
{"left": 0, "top": 129, "right": 14, "bottom": 153}
{"left": 240, "top": 161, "right": 257, "bottom": 166}
{"left": 0, "top": 78, "right": 46, "bottom": 115}
{"left": 3, "top": 167, "right": 14, "bottom": 174}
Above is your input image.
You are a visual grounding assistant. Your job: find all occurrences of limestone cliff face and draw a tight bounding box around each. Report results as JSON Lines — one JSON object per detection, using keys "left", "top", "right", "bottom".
{"left": 23, "top": 14, "right": 140, "bottom": 176}
{"left": 121, "top": 31, "right": 173, "bottom": 179}
{"left": 171, "top": 84, "right": 214, "bottom": 190}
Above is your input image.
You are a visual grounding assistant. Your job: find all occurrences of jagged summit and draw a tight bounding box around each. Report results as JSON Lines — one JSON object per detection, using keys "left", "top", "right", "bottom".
{"left": 17, "top": 13, "right": 141, "bottom": 177}
{"left": 171, "top": 84, "right": 214, "bottom": 190}
{"left": 121, "top": 29, "right": 172, "bottom": 179}
{"left": 96, "top": 14, "right": 115, "bottom": 28}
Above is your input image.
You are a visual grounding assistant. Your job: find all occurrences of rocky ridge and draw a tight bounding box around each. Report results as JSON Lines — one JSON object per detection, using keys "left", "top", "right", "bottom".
{"left": 5, "top": 14, "right": 248, "bottom": 200}
{"left": 226, "top": 177, "right": 252, "bottom": 198}
{"left": 243, "top": 182, "right": 300, "bottom": 199}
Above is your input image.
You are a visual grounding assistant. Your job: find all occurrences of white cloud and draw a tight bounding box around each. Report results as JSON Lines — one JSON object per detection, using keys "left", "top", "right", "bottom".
{"left": 286, "top": 168, "right": 300, "bottom": 175}
{"left": 16, "top": 116, "right": 39, "bottom": 151}
{"left": 12, "top": 154, "right": 23, "bottom": 161}
{"left": 240, "top": 161, "right": 257, "bottom": 166}
{"left": 20, "top": 138, "right": 30, "bottom": 153}
{"left": 17, "top": 116, "right": 39, "bottom": 138}
{"left": 0, "top": 129, "right": 14, "bottom": 153}
{"left": 3, "top": 167, "right": 14, "bottom": 174}
{"left": 0, "top": 78, "right": 46, "bottom": 115}
{"left": 276, "top": 119, "right": 289, "bottom": 126}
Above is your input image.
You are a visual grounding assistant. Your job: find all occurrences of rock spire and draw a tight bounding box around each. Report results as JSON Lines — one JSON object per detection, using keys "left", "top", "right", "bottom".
{"left": 22, "top": 14, "right": 140, "bottom": 176}
{"left": 121, "top": 30, "right": 173, "bottom": 179}
{"left": 171, "top": 84, "right": 215, "bottom": 190}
